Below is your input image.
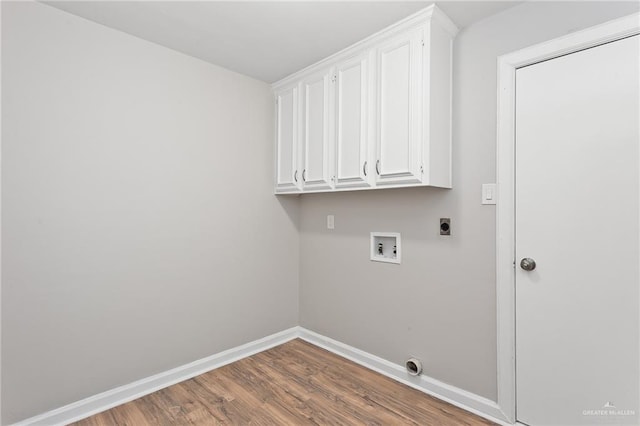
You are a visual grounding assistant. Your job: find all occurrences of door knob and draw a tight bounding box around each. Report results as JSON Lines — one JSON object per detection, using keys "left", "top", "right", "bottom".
{"left": 520, "top": 258, "right": 536, "bottom": 271}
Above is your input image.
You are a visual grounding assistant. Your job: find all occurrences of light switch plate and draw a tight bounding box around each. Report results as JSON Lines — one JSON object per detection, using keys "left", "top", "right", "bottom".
{"left": 482, "top": 184, "right": 497, "bottom": 205}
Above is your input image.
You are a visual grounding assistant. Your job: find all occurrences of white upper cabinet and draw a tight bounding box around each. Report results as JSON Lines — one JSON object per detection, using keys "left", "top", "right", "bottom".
{"left": 275, "top": 85, "right": 300, "bottom": 192}
{"left": 374, "top": 28, "right": 423, "bottom": 186}
{"left": 335, "top": 52, "right": 373, "bottom": 189}
{"left": 300, "top": 69, "right": 333, "bottom": 191}
{"left": 273, "top": 5, "right": 458, "bottom": 194}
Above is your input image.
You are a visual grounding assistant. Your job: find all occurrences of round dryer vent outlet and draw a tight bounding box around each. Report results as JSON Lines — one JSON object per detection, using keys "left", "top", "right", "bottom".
{"left": 405, "top": 358, "right": 423, "bottom": 376}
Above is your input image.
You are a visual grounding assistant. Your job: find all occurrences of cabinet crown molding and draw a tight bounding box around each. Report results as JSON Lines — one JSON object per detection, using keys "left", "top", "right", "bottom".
{"left": 272, "top": 5, "right": 458, "bottom": 91}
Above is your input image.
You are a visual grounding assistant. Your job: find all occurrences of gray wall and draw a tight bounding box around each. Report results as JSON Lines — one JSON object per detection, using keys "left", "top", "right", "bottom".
{"left": 3, "top": 1, "right": 639, "bottom": 424}
{"left": 299, "top": 1, "right": 639, "bottom": 401}
{"left": 1, "top": 2, "right": 299, "bottom": 423}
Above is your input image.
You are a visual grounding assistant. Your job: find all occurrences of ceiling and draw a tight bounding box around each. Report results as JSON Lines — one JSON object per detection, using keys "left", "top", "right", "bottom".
{"left": 44, "top": 1, "right": 522, "bottom": 83}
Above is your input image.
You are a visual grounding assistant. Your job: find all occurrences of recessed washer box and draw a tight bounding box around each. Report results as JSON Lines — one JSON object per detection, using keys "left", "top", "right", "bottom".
{"left": 370, "top": 232, "right": 401, "bottom": 264}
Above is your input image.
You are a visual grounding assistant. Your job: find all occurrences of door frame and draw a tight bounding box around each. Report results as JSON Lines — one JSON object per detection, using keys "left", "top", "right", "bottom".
{"left": 495, "top": 13, "right": 640, "bottom": 424}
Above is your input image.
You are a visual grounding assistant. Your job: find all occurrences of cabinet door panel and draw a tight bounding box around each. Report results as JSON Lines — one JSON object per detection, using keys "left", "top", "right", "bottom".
{"left": 302, "top": 71, "right": 333, "bottom": 190}
{"left": 275, "top": 86, "right": 300, "bottom": 192}
{"left": 335, "top": 53, "right": 371, "bottom": 188}
{"left": 376, "top": 29, "right": 423, "bottom": 185}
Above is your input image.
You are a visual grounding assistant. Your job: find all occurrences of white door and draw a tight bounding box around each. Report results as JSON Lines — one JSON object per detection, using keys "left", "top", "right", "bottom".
{"left": 275, "top": 85, "right": 300, "bottom": 192}
{"left": 335, "top": 52, "right": 372, "bottom": 189}
{"left": 375, "top": 29, "right": 423, "bottom": 185}
{"left": 301, "top": 69, "right": 333, "bottom": 191}
{"left": 515, "top": 35, "right": 639, "bottom": 426}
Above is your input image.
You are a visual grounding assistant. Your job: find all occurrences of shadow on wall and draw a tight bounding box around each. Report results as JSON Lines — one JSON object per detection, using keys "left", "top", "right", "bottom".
{"left": 276, "top": 194, "right": 302, "bottom": 231}
{"left": 297, "top": 186, "right": 458, "bottom": 238}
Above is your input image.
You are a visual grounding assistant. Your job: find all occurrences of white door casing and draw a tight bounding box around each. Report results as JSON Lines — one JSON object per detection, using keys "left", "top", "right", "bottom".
{"left": 496, "top": 13, "right": 640, "bottom": 424}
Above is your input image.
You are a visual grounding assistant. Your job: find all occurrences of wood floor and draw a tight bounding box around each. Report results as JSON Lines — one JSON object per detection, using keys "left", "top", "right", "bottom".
{"left": 73, "top": 339, "right": 495, "bottom": 425}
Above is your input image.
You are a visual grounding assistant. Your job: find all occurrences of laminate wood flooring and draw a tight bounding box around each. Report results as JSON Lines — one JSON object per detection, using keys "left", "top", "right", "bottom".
{"left": 73, "top": 339, "right": 495, "bottom": 425}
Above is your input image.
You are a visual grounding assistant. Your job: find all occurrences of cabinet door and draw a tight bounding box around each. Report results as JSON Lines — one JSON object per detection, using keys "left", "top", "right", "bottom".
{"left": 275, "top": 86, "right": 300, "bottom": 192}
{"left": 301, "top": 69, "right": 333, "bottom": 191}
{"left": 375, "top": 28, "right": 423, "bottom": 185}
{"left": 335, "top": 52, "right": 372, "bottom": 189}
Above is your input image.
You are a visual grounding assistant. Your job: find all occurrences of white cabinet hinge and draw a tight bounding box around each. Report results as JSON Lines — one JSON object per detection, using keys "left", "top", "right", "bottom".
{"left": 420, "top": 165, "right": 424, "bottom": 174}
{"left": 421, "top": 39, "right": 425, "bottom": 47}
{"left": 331, "top": 75, "right": 337, "bottom": 83}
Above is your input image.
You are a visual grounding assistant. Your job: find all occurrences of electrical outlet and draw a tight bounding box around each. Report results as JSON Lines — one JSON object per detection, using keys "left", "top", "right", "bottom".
{"left": 327, "top": 215, "right": 335, "bottom": 229}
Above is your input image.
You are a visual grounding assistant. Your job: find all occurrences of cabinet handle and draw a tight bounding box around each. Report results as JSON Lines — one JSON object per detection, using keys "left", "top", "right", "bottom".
{"left": 363, "top": 161, "right": 368, "bottom": 176}
{"left": 294, "top": 170, "right": 298, "bottom": 182}
{"left": 375, "top": 160, "right": 380, "bottom": 175}
{"left": 302, "top": 169, "right": 306, "bottom": 182}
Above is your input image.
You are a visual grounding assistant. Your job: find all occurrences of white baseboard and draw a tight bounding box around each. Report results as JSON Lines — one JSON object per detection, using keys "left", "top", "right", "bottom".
{"left": 297, "top": 328, "right": 512, "bottom": 426}
{"left": 11, "top": 327, "right": 300, "bottom": 426}
{"left": 12, "top": 326, "right": 512, "bottom": 426}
